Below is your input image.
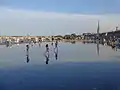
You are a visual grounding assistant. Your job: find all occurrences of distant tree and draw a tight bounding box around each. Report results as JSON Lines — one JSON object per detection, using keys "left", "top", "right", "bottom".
{"left": 64, "top": 35, "right": 71, "bottom": 39}
{"left": 71, "top": 33, "right": 77, "bottom": 39}
{"left": 54, "top": 35, "right": 63, "bottom": 37}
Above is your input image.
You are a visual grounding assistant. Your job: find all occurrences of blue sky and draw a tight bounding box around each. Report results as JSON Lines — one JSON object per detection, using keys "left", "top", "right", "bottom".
{"left": 4, "top": 0, "right": 120, "bottom": 14}
{"left": 0, "top": 0, "right": 120, "bottom": 36}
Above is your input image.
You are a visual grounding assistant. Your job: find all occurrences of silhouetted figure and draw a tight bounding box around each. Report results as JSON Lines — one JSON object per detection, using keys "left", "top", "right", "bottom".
{"left": 26, "top": 44, "right": 29, "bottom": 51}
{"left": 55, "top": 40, "right": 58, "bottom": 48}
{"left": 54, "top": 47, "right": 58, "bottom": 60}
{"left": 52, "top": 38, "right": 54, "bottom": 42}
{"left": 46, "top": 44, "right": 49, "bottom": 52}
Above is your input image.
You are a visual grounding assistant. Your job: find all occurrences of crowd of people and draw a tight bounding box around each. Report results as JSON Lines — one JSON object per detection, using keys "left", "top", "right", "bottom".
{"left": 45, "top": 41, "right": 58, "bottom": 64}
{"left": 25, "top": 40, "right": 58, "bottom": 64}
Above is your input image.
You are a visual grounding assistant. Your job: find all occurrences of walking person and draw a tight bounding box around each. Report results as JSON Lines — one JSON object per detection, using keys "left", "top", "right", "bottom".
{"left": 26, "top": 44, "right": 29, "bottom": 51}
{"left": 46, "top": 44, "right": 49, "bottom": 53}
{"left": 55, "top": 40, "right": 58, "bottom": 48}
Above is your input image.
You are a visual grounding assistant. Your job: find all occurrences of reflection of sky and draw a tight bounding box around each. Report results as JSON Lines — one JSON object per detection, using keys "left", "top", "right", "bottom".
{"left": 0, "top": 42, "right": 120, "bottom": 68}
{"left": 1, "top": 42, "right": 120, "bottom": 90}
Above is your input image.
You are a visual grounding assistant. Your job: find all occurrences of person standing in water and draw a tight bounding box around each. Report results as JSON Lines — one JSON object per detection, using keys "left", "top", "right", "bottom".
{"left": 26, "top": 44, "right": 29, "bottom": 51}
{"left": 51, "top": 37, "right": 54, "bottom": 46}
{"left": 55, "top": 40, "right": 58, "bottom": 48}
{"left": 46, "top": 44, "right": 49, "bottom": 52}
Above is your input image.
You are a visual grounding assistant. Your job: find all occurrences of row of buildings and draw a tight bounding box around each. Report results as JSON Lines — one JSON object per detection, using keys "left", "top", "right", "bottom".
{"left": 0, "top": 26, "right": 120, "bottom": 44}
{"left": 0, "top": 34, "right": 83, "bottom": 44}
{"left": 82, "top": 27, "right": 120, "bottom": 41}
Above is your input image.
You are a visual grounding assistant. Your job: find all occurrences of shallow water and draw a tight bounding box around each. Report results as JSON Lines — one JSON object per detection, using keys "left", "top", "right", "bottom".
{"left": 0, "top": 42, "right": 120, "bottom": 90}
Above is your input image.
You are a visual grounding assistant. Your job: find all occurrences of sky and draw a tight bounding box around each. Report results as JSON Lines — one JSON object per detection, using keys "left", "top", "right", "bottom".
{"left": 0, "top": 0, "right": 120, "bottom": 36}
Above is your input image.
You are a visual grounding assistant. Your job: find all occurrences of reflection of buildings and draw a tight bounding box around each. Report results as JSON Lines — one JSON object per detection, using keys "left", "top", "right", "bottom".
{"left": 82, "top": 27, "right": 120, "bottom": 42}
{"left": 71, "top": 41, "right": 76, "bottom": 44}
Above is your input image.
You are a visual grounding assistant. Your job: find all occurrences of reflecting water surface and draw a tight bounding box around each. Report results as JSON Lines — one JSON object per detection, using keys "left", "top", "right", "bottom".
{"left": 0, "top": 42, "right": 120, "bottom": 90}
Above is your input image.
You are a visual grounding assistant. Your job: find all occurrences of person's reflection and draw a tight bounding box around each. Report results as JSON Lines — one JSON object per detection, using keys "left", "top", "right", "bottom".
{"left": 26, "top": 50, "right": 30, "bottom": 63}
{"left": 26, "top": 44, "right": 30, "bottom": 63}
{"left": 55, "top": 40, "right": 58, "bottom": 48}
{"left": 51, "top": 42, "right": 53, "bottom": 46}
{"left": 38, "top": 43, "right": 41, "bottom": 47}
{"left": 44, "top": 44, "right": 49, "bottom": 64}
{"left": 54, "top": 47, "right": 58, "bottom": 60}
{"left": 6, "top": 41, "right": 10, "bottom": 47}
{"left": 82, "top": 41, "right": 85, "bottom": 44}
{"left": 96, "top": 40, "right": 100, "bottom": 56}
{"left": 112, "top": 45, "right": 117, "bottom": 51}
{"left": 45, "top": 53, "right": 49, "bottom": 64}
{"left": 71, "top": 41, "right": 76, "bottom": 44}
{"left": 6, "top": 44, "right": 9, "bottom": 47}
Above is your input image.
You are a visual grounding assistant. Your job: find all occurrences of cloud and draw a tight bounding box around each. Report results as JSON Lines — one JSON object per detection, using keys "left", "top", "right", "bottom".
{"left": 0, "top": 7, "right": 120, "bottom": 36}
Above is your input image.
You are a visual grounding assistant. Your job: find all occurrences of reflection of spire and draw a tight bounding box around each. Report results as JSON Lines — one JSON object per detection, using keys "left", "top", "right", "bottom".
{"left": 96, "top": 40, "right": 100, "bottom": 56}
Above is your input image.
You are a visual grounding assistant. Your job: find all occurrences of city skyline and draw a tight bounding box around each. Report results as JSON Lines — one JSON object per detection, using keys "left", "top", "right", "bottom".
{"left": 0, "top": 0, "right": 120, "bottom": 36}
